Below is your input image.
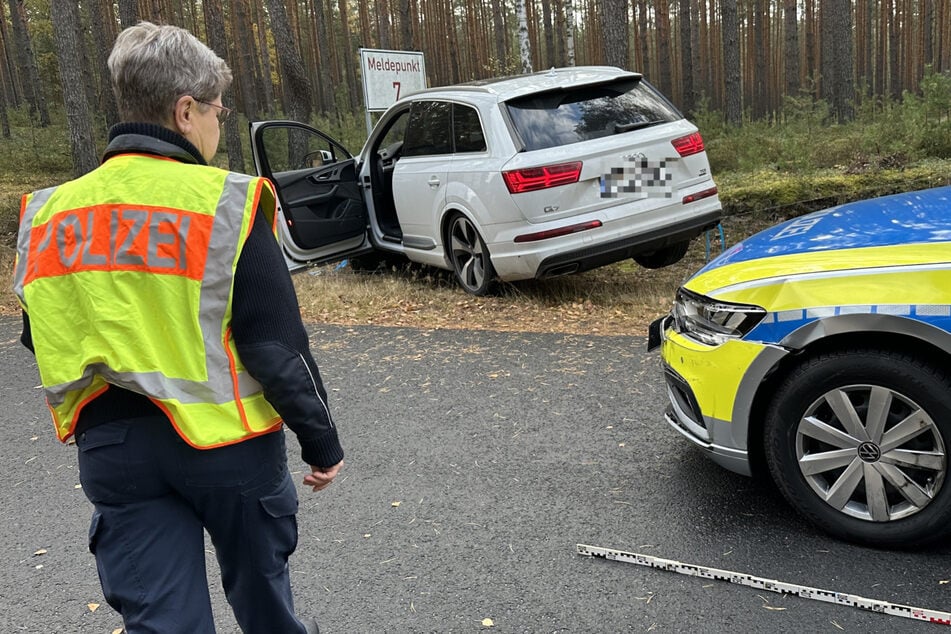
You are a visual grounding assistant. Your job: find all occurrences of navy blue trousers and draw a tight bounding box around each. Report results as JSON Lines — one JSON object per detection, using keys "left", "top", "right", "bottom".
{"left": 76, "top": 415, "right": 308, "bottom": 634}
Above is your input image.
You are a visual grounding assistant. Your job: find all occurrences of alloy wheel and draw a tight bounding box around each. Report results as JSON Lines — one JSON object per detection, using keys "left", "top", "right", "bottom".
{"left": 795, "top": 383, "right": 947, "bottom": 522}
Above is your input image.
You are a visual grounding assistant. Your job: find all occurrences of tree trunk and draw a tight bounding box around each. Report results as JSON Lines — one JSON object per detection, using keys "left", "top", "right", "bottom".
{"left": 266, "top": 0, "right": 313, "bottom": 123}
{"left": 336, "top": 0, "right": 360, "bottom": 109}
{"left": 722, "top": 0, "right": 742, "bottom": 126}
{"left": 117, "top": 0, "right": 138, "bottom": 29}
{"left": 312, "top": 0, "right": 335, "bottom": 114}
{"left": 378, "top": 0, "right": 393, "bottom": 49}
{"left": 820, "top": 5, "right": 833, "bottom": 103}
{"left": 7, "top": 0, "right": 50, "bottom": 126}
{"left": 0, "top": 81, "right": 10, "bottom": 138}
{"left": 655, "top": 0, "right": 672, "bottom": 95}
{"left": 491, "top": 0, "right": 507, "bottom": 72}
{"left": 517, "top": 0, "right": 532, "bottom": 73}
{"left": 636, "top": 0, "right": 649, "bottom": 74}
{"left": 0, "top": 8, "right": 22, "bottom": 108}
{"left": 752, "top": 0, "right": 768, "bottom": 119}
{"left": 690, "top": 0, "right": 701, "bottom": 106}
{"left": 888, "top": 0, "right": 900, "bottom": 99}
{"left": 50, "top": 0, "right": 97, "bottom": 176}
{"left": 90, "top": 0, "right": 120, "bottom": 131}
{"left": 564, "top": 0, "right": 575, "bottom": 66}
{"left": 830, "top": 0, "right": 855, "bottom": 121}
{"left": 600, "top": 0, "right": 628, "bottom": 69}
{"left": 443, "top": 0, "right": 461, "bottom": 82}
{"left": 784, "top": 0, "right": 800, "bottom": 96}
{"left": 254, "top": 1, "right": 277, "bottom": 117}
{"left": 542, "top": 0, "right": 555, "bottom": 68}
{"left": 679, "top": 0, "right": 695, "bottom": 113}
{"left": 203, "top": 0, "right": 244, "bottom": 172}
{"left": 399, "top": 0, "right": 414, "bottom": 49}
{"left": 232, "top": 0, "right": 260, "bottom": 120}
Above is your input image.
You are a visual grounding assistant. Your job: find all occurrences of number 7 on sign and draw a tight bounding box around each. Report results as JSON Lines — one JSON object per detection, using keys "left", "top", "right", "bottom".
{"left": 393, "top": 81, "right": 401, "bottom": 100}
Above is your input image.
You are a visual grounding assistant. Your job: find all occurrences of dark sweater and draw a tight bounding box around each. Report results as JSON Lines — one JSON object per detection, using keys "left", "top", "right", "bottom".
{"left": 21, "top": 123, "right": 343, "bottom": 468}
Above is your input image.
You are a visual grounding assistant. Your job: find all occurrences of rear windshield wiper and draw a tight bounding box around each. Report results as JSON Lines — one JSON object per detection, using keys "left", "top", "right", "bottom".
{"left": 614, "top": 120, "right": 655, "bottom": 134}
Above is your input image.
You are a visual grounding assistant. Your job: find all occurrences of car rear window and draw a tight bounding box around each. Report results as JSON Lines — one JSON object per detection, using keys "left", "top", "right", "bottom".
{"left": 505, "top": 78, "right": 681, "bottom": 151}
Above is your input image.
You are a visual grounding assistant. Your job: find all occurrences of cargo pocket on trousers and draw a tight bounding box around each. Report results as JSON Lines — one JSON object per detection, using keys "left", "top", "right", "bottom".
{"left": 76, "top": 422, "right": 133, "bottom": 503}
{"left": 257, "top": 473, "right": 300, "bottom": 562}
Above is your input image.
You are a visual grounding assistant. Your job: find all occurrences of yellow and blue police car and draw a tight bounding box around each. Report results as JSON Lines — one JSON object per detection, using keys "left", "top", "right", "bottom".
{"left": 649, "top": 185, "right": 951, "bottom": 548}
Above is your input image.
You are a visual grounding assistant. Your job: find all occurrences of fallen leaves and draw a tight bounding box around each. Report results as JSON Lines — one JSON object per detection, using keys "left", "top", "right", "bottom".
{"left": 481, "top": 617, "right": 494, "bottom": 627}
{"left": 87, "top": 603, "right": 100, "bottom": 612}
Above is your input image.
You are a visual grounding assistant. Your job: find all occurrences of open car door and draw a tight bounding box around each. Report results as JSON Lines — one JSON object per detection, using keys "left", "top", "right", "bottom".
{"left": 250, "top": 121, "right": 369, "bottom": 269}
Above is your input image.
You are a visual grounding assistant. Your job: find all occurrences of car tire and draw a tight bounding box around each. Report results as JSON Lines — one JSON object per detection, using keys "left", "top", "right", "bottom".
{"left": 633, "top": 240, "right": 690, "bottom": 269}
{"left": 446, "top": 213, "right": 496, "bottom": 296}
{"left": 764, "top": 349, "right": 951, "bottom": 548}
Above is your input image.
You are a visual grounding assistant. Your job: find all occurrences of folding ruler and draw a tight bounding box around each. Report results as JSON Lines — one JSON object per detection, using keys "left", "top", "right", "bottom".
{"left": 578, "top": 543, "right": 951, "bottom": 626}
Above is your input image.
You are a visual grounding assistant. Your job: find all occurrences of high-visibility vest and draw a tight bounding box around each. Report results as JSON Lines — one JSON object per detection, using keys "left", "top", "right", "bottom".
{"left": 12, "top": 152, "right": 283, "bottom": 448}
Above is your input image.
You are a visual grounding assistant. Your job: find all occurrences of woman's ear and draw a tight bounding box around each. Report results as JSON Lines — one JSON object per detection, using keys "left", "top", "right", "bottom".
{"left": 171, "top": 95, "right": 194, "bottom": 135}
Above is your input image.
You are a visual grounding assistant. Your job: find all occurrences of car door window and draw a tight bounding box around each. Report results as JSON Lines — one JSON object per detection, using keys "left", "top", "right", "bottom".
{"left": 255, "top": 124, "right": 364, "bottom": 251}
{"left": 452, "top": 104, "right": 486, "bottom": 153}
{"left": 260, "top": 126, "right": 348, "bottom": 172}
{"left": 402, "top": 101, "right": 452, "bottom": 157}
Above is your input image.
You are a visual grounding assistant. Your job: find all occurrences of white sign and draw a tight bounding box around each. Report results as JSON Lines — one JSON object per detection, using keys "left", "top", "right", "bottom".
{"left": 359, "top": 48, "right": 427, "bottom": 112}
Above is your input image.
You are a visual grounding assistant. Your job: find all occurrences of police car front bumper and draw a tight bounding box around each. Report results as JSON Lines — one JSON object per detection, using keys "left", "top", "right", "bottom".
{"left": 649, "top": 315, "right": 753, "bottom": 476}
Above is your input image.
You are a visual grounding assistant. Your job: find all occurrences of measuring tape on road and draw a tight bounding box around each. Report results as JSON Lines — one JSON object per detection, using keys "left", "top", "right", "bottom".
{"left": 577, "top": 543, "right": 951, "bottom": 626}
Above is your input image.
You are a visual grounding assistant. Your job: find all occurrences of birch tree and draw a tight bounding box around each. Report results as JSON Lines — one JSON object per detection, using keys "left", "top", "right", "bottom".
{"left": 565, "top": 0, "right": 575, "bottom": 66}
{"left": 517, "top": 0, "right": 532, "bottom": 73}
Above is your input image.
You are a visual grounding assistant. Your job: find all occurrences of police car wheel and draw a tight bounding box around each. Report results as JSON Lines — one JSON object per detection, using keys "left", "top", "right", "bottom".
{"left": 447, "top": 213, "right": 496, "bottom": 296}
{"left": 764, "top": 348, "right": 951, "bottom": 548}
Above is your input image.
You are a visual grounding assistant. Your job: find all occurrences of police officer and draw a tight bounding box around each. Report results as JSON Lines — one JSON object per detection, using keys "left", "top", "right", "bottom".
{"left": 13, "top": 22, "right": 342, "bottom": 633}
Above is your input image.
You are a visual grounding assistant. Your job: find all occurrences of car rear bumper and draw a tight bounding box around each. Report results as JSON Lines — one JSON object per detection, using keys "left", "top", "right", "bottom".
{"left": 536, "top": 207, "right": 721, "bottom": 278}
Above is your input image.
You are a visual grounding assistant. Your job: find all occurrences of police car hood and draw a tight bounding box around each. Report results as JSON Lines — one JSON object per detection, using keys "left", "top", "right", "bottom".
{"left": 685, "top": 186, "right": 951, "bottom": 297}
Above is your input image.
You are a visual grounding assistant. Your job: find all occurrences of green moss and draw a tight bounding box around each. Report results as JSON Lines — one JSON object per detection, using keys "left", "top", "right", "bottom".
{"left": 717, "top": 161, "right": 951, "bottom": 220}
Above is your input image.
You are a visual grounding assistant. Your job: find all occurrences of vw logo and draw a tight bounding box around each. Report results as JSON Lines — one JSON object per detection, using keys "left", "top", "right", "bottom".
{"left": 857, "top": 441, "right": 882, "bottom": 463}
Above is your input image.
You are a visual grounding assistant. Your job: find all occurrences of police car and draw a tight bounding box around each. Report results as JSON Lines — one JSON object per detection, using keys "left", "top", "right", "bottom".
{"left": 649, "top": 185, "right": 951, "bottom": 548}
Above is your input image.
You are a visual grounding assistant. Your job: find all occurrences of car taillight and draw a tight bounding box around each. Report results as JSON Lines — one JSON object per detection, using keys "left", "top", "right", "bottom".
{"left": 502, "top": 161, "right": 582, "bottom": 194}
{"left": 682, "top": 186, "right": 718, "bottom": 204}
{"left": 672, "top": 132, "right": 705, "bottom": 157}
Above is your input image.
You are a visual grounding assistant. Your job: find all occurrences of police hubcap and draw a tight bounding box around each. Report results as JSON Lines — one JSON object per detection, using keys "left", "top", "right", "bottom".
{"left": 795, "top": 384, "right": 946, "bottom": 522}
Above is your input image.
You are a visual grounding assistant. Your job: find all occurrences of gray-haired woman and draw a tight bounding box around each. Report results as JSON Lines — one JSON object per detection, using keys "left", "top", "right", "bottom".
{"left": 16, "top": 22, "right": 341, "bottom": 634}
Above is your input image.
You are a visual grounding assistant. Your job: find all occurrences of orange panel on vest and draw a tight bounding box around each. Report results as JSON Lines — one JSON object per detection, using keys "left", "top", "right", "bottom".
{"left": 25, "top": 204, "right": 213, "bottom": 283}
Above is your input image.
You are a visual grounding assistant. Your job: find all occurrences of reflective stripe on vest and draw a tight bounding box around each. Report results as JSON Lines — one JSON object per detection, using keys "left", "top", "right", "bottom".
{"left": 13, "top": 153, "right": 282, "bottom": 447}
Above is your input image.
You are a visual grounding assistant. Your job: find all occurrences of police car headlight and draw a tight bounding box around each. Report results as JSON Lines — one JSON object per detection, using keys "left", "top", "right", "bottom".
{"left": 671, "top": 288, "right": 766, "bottom": 346}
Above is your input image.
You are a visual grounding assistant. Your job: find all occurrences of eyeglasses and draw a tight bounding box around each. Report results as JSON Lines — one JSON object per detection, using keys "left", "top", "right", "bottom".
{"left": 194, "top": 99, "right": 233, "bottom": 125}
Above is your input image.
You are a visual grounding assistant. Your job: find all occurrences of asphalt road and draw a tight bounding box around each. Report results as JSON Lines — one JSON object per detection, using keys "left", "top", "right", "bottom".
{"left": 1, "top": 314, "right": 948, "bottom": 633}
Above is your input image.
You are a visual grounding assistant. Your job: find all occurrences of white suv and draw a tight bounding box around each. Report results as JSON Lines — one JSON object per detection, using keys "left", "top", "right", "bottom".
{"left": 250, "top": 66, "right": 721, "bottom": 294}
